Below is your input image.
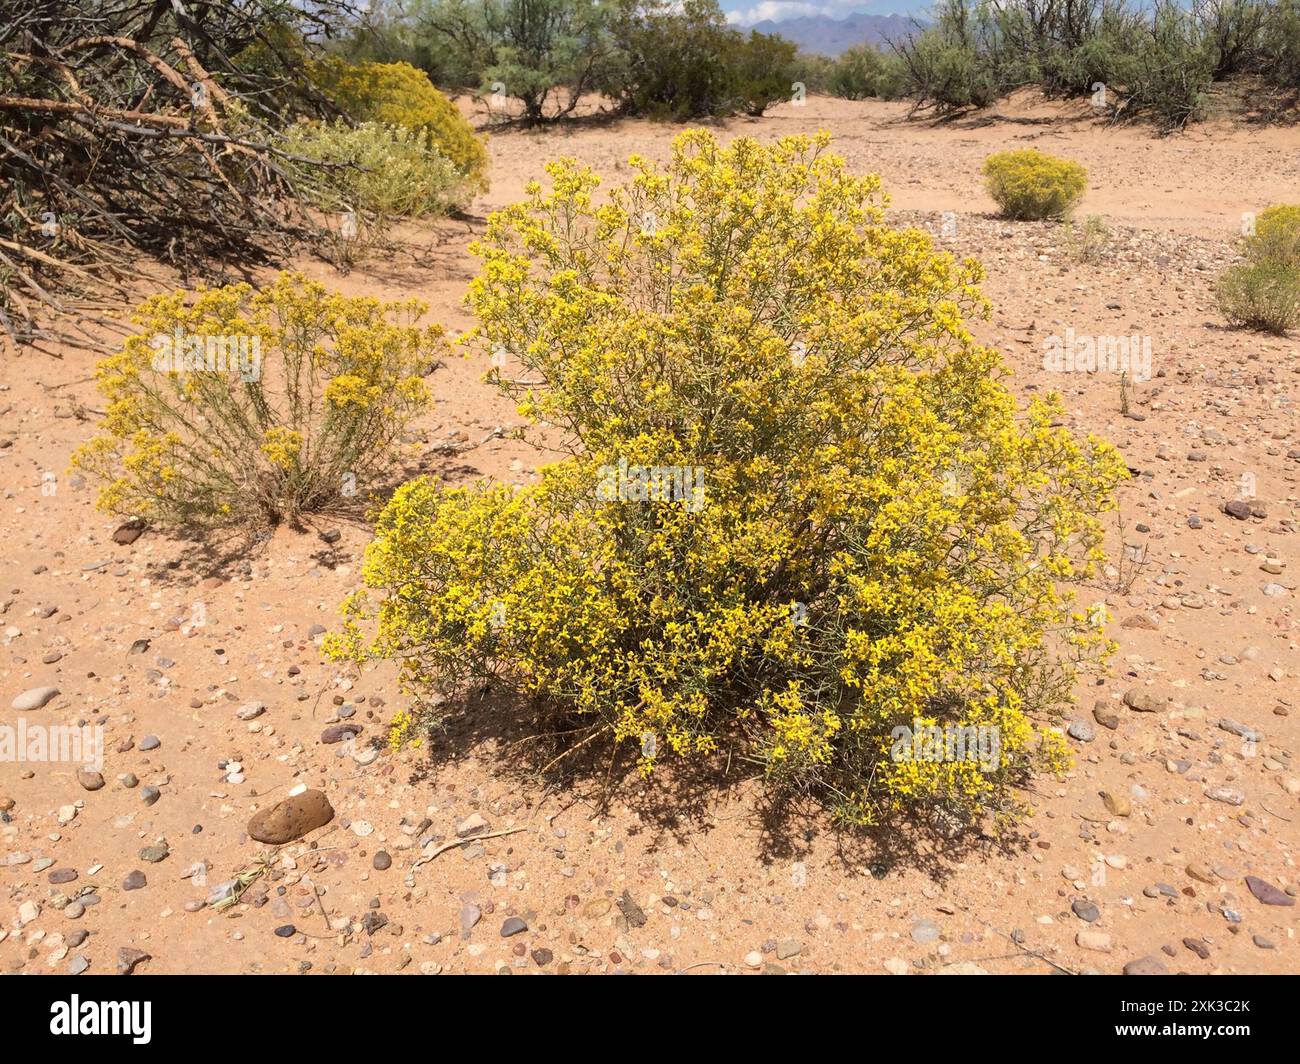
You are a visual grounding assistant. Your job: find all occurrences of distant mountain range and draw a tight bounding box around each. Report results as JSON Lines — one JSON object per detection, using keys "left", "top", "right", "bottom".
{"left": 749, "top": 13, "right": 923, "bottom": 55}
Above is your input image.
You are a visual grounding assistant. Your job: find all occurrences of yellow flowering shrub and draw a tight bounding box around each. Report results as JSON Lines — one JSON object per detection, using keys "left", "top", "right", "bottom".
{"left": 982, "top": 149, "right": 1087, "bottom": 221}
{"left": 1217, "top": 204, "right": 1300, "bottom": 335}
{"left": 73, "top": 273, "right": 445, "bottom": 528}
{"left": 310, "top": 58, "right": 489, "bottom": 192}
{"left": 1245, "top": 204, "right": 1300, "bottom": 267}
{"left": 332, "top": 131, "right": 1126, "bottom": 827}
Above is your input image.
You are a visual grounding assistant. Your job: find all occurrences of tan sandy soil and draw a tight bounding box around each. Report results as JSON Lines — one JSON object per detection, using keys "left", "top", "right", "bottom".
{"left": 2, "top": 92, "right": 1297, "bottom": 975}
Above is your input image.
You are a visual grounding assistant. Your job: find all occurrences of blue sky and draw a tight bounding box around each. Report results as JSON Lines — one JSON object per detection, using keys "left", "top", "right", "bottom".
{"left": 724, "top": 1, "right": 923, "bottom": 24}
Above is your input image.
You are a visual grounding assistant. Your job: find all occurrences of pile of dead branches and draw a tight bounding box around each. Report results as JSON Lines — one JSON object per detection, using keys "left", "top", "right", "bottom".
{"left": 0, "top": 0, "right": 357, "bottom": 354}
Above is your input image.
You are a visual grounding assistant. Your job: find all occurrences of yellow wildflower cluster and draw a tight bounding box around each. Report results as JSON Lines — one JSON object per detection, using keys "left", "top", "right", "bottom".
{"left": 309, "top": 58, "right": 489, "bottom": 191}
{"left": 331, "top": 130, "right": 1126, "bottom": 827}
{"left": 72, "top": 272, "right": 444, "bottom": 528}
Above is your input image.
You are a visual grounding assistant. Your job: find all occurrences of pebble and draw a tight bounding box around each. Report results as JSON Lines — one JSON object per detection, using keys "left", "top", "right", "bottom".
{"left": 11, "top": 685, "right": 60, "bottom": 710}
{"left": 1123, "top": 686, "right": 1166, "bottom": 713}
{"left": 372, "top": 851, "right": 392, "bottom": 871}
{"left": 122, "top": 870, "right": 147, "bottom": 891}
{"left": 1067, "top": 718, "right": 1095, "bottom": 742}
{"left": 138, "top": 735, "right": 160, "bottom": 751}
{"left": 1122, "top": 956, "right": 1167, "bottom": 975}
{"left": 117, "top": 947, "right": 150, "bottom": 975}
{"left": 456, "top": 812, "right": 489, "bottom": 838}
{"left": 1071, "top": 899, "right": 1100, "bottom": 923}
{"left": 776, "top": 938, "right": 803, "bottom": 959}
{"left": 500, "top": 917, "right": 528, "bottom": 937}
{"left": 77, "top": 770, "right": 105, "bottom": 791}
{"left": 910, "top": 919, "right": 939, "bottom": 945}
{"left": 1245, "top": 875, "right": 1294, "bottom": 906}
{"left": 1101, "top": 791, "right": 1131, "bottom": 817}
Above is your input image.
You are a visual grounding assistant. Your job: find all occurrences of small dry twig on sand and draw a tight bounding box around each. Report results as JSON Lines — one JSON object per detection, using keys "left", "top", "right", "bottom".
{"left": 410, "top": 826, "right": 529, "bottom": 872}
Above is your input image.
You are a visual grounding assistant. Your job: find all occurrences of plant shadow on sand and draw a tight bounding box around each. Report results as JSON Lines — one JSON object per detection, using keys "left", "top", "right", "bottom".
{"left": 406, "top": 684, "right": 1034, "bottom": 883}
{"left": 133, "top": 452, "right": 485, "bottom": 587}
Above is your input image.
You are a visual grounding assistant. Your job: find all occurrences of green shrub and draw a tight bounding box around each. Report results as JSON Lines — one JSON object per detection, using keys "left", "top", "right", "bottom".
{"left": 1261, "top": 0, "right": 1300, "bottom": 90}
{"left": 331, "top": 130, "right": 1126, "bottom": 829}
{"left": 982, "top": 149, "right": 1087, "bottom": 220}
{"left": 728, "top": 30, "right": 800, "bottom": 116}
{"left": 1216, "top": 260, "right": 1300, "bottom": 334}
{"left": 600, "top": 0, "right": 795, "bottom": 119}
{"left": 1124, "top": 2, "right": 1214, "bottom": 129}
{"left": 72, "top": 274, "right": 445, "bottom": 528}
{"left": 898, "top": 30, "right": 1002, "bottom": 112}
{"left": 419, "top": 0, "right": 615, "bottom": 124}
{"left": 790, "top": 50, "right": 834, "bottom": 94}
{"left": 827, "top": 45, "right": 907, "bottom": 100}
{"left": 283, "top": 120, "right": 471, "bottom": 263}
{"left": 311, "top": 58, "right": 489, "bottom": 188}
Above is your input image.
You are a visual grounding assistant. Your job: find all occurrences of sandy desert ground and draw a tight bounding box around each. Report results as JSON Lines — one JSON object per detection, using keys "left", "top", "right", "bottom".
{"left": 2, "top": 92, "right": 1298, "bottom": 976}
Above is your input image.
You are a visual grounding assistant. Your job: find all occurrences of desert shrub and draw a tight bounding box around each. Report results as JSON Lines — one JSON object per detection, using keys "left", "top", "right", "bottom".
{"left": 282, "top": 120, "right": 471, "bottom": 264}
{"left": 1123, "top": 1, "right": 1214, "bottom": 129}
{"left": 1243, "top": 204, "right": 1300, "bottom": 267}
{"left": 983, "top": 149, "right": 1087, "bottom": 220}
{"left": 72, "top": 274, "right": 445, "bottom": 528}
{"left": 1195, "top": 0, "right": 1268, "bottom": 79}
{"left": 1218, "top": 206, "right": 1300, "bottom": 333}
{"left": 827, "top": 45, "right": 908, "bottom": 100}
{"left": 331, "top": 130, "right": 1125, "bottom": 828}
{"left": 895, "top": 0, "right": 1007, "bottom": 112}
{"left": 1216, "top": 261, "right": 1300, "bottom": 334}
{"left": 897, "top": 29, "right": 1002, "bottom": 112}
{"left": 1064, "top": 213, "right": 1112, "bottom": 264}
{"left": 727, "top": 30, "right": 801, "bottom": 116}
{"left": 600, "top": 0, "right": 796, "bottom": 118}
{"left": 790, "top": 50, "right": 834, "bottom": 94}
{"left": 310, "top": 58, "right": 489, "bottom": 188}
{"left": 419, "top": 0, "right": 616, "bottom": 124}
{"left": 1261, "top": 0, "right": 1300, "bottom": 90}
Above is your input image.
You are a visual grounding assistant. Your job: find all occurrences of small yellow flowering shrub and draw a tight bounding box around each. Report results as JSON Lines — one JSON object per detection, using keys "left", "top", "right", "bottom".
{"left": 1218, "top": 204, "right": 1300, "bottom": 335}
{"left": 310, "top": 58, "right": 489, "bottom": 192}
{"left": 73, "top": 273, "right": 445, "bottom": 528}
{"left": 982, "top": 149, "right": 1087, "bottom": 221}
{"left": 332, "top": 131, "right": 1125, "bottom": 827}
{"left": 1244, "top": 204, "right": 1300, "bottom": 267}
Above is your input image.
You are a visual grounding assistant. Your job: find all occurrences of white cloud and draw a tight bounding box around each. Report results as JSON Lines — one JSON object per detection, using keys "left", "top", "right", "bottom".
{"left": 726, "top": 0, "right": 871, "bottom": 25}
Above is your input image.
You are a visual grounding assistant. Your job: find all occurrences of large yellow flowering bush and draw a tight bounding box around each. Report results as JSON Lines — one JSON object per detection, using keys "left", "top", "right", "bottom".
{"left": 310, "top": 58, "right": 489, "bottom": 192}
{"left": 332, "top": 131, "right": 1125, "bottom": 827}
{"left": 73, "top": 273, "right": 445, "bottom": 528}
